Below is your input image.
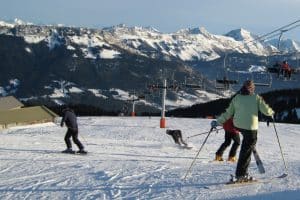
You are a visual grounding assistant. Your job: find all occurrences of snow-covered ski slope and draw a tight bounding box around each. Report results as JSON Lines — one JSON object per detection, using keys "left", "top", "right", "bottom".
{"left": 0, "top": 117, "right": 299, "bottom": 200}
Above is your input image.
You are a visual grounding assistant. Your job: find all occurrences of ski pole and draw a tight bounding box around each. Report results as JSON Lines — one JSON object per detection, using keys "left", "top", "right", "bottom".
{"left": 186, "top": 128, "right": 223, "bottom": 139}
{"left": 183, "top": 127, "right": 216, "bottom": 180}
{"left": 272, "top": 118, "right": 288, "bottom": 176}
{"left": 80, "top": 134, "right": 88, "bottom": 146}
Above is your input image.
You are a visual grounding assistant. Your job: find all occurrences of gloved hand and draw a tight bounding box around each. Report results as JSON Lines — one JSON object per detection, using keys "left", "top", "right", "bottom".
{"left": 210, "top": 120, "right": 218, "bottom": 129}
{"left": 266, "top": 115, "right": 274, "bottom": 127}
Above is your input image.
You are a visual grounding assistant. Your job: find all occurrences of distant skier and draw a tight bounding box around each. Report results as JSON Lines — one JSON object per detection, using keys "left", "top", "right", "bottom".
{"left": 215, "top": 117, "right": 240, "bottom": 162}
{"left": 166, "top": 129, "right": 188, "bottom": 146}
{"left": 60, "top": 107, "right": 87, "bottom": 154}
{"left": 210, "top": 80, "right": 274, "bottom": 183}
{"left": 281, "top": 61, "right": 292, "bottom": 79}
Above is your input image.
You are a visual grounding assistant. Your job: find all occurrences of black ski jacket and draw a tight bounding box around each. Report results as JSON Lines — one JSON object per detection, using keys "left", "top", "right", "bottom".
{"left": 60, "top": 109, "right": 78, "bottom": 130}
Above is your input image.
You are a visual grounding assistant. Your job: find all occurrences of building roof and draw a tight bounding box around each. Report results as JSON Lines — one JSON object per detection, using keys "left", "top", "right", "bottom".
{"left": 0, "top": 106, "right": 58, "bottom": 127}
{"left": 0, "top": 96, "right": 24, "bottom": 111}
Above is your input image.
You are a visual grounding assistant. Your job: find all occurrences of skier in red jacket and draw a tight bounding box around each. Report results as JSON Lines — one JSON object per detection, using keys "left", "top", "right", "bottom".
{"left": 215, "top": 118, "right": 240, "bottom": 162}
{"left": 281, "top": 61, "right": 292, "bottom": 79}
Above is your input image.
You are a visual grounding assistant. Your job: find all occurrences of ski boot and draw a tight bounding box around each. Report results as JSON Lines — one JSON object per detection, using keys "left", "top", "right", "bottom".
{"left": 62, "top": 148, "right": 75, "bottom": 154}
{"left": 227, "top": 156, "right": 237, "bottom": 162}
{"left": 230, "top": 174, "right": 255, "bottom": 183}
{"left": 215, "top": 154, "right": 224, "bottom": 161}
{"left": 77, "top": 149, "right": 87, "bottom": 154}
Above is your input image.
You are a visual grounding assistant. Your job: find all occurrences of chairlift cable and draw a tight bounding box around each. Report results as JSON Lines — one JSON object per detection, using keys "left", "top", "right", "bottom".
{"left": 216, "top": 20, "right": 300, "bottom": 91}
{"left": 248, "top": 19, "right": 300, "bottom": 44}
{"left": 227, "top": 19, "right": 300, "bottom": 53}
{"left": 225, "top": 20, "right": 300, "bottom": 84}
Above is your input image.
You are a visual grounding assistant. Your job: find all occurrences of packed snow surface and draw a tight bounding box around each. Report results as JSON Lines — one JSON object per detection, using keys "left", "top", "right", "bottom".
{"left": 0, "top": 117, "right": 299, "bottom": 199}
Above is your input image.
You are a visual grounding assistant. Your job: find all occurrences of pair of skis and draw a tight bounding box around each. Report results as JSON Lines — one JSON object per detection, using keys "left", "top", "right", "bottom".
{"left": 204, "top": 175, "right": 287, "bottom": 190}
{"left": 224, "top": 148, "right": 287, "bottom": 186}
{"left": 184, "top": 125, "right": 288, "bottom": 183}
{"left": 203, "top": 149, "right": 287, "bottom": 189}
{"left": 221, "top": 148, "right": 264, "bottom": 186}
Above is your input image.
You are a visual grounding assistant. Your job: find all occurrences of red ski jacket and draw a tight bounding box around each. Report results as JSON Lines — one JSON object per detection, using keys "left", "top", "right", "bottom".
{"left": 281, "top": 63, "right": 291, "bottom": 71}
{"left": 223, "top": 118, "right": 239, "bottom": 134}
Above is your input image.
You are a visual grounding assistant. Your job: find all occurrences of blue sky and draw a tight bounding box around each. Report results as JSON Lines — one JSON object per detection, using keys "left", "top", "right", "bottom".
{"left": 1, "top": 0, "right": 299, "bottom": 41}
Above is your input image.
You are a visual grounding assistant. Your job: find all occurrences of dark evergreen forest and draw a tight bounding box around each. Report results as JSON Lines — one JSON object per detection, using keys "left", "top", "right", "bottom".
{"left": 24, "top": 89, "right": 300, "bottom": 124}
{"left": 167, "top": 89, "right": 300, "bottom": 124}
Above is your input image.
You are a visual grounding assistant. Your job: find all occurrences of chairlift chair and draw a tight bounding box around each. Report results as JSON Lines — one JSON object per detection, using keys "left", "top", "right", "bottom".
{"left": 215, "top": 72, "right": 238, "bottom": 90}
{"left": 183, "top": 76, "right": 204, "bottom": 89}
{"left": 215, "top": 54, "right": 239, "bottom": 90}
{"left": 234, "top": 70, "right": 272, "bottom": 87}
{"left": 251, "top": 72, "right": 272, "bottom": 87}
{"left": 268, "top": 60, "right": 297, "bottom": 81}
{"left": 267, "top": 61, "right": 281, "bottom": 74}
{"left": 185, "top": 84, "right": 203, "bottom": 89}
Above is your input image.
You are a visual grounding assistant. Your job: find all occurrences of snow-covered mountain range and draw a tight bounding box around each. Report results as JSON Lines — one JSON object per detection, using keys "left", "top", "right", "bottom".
{"left": 0, "top": 19, "right": 299, "bottom": 112}
{"left": 1, "top": 19, "right": 299, "bottom": 62}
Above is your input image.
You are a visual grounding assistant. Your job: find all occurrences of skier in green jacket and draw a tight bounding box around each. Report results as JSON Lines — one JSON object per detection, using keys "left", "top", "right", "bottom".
{"left": 210, "top": 80, "right": 274, "bottom": 182}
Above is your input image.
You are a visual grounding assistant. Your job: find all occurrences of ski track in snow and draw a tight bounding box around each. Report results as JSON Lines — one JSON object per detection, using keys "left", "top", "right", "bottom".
{"left": 0, "top": 117, "right": 299, "bottom": 199}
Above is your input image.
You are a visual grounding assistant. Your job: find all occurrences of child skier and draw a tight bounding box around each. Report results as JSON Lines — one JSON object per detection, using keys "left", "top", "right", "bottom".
{"left": 215, "top": 117, "right": 240, "bottom": 162}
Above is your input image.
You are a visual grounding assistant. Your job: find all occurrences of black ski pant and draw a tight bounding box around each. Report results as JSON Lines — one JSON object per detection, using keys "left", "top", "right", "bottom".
{"left": 235, "top": 129, "right": 257, "bottom": 177}
{"left": 171, "top": 135, "right": 187, "bottom": 146}
{"left": 216, "top": 131, "right": 240, "bottom": 157}
{"left": 64, "top": 128, "right": 84, "bottom": 150}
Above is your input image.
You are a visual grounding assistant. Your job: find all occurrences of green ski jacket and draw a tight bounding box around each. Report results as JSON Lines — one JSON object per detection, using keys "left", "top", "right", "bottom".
{"left": 217, "top": 94, "right": 274, "bottom": 130}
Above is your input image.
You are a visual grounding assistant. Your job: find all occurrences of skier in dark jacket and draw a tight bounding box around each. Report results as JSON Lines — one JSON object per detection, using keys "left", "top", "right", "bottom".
{"left": 60, "top": 108, "right": 86, "bottom": 154}
{"left": 211, "top": 80, "right": 274, "bottom": 182}
{"left": 215, "top": 118, "right": 240, "bottom": 162}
